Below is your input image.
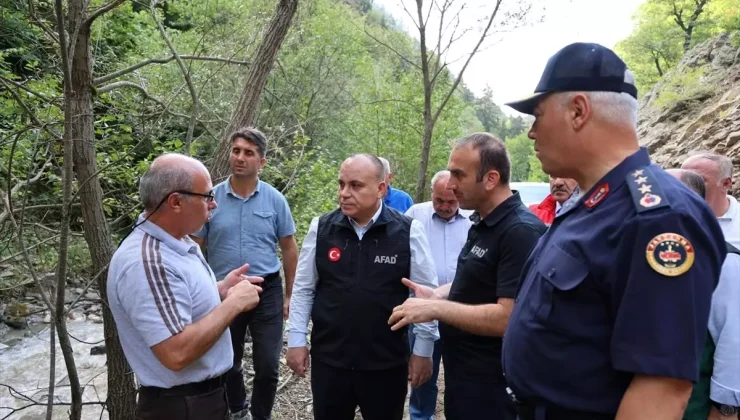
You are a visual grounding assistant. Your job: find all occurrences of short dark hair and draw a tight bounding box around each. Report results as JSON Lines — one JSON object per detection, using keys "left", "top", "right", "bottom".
{"left": 679, "top": 170, "right": 706, "bottom": 199}
{"left": 455, "top": 132, "right": 511, "bottom": 185}
{"left": 348, "top": 153, "right": 385, "bottom": 182}
{"left": 229, "top": 126, "right": 267, "bottom": 157}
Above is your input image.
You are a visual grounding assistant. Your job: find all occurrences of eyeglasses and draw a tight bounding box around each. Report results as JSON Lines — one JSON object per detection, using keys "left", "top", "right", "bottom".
{"left": 172, "top": 190, "right": 215, "bottom": 202}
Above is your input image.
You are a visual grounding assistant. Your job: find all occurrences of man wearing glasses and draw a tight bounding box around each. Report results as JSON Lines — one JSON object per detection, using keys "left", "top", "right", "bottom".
{"left": 192, "top": 127, "right": 299, "bottom": 420}
{"left": 107, "top": 153, "right": 264, "bottom": 419}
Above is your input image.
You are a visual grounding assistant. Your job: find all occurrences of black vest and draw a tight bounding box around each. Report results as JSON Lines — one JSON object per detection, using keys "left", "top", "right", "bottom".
{"left": 311, "top": 205, "right": 412, "bottom": 370}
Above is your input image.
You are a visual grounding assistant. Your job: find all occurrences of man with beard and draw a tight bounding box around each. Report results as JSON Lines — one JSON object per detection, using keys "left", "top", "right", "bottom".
{"left": 285, "top": 153, "right": 439, "bottom": 420}
{"left": 388, "top": 133, "right": 547, "bottom": 420}
{"left": 192, "top": 127, "right": 298, "bottom": 420}
{"left": 528, "top": 176, "right": 578, "bottom": 225}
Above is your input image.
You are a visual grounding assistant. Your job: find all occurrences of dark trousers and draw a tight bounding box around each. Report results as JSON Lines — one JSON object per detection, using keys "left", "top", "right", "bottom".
{"left": 135, "top": 382, "right": 229, "bottom": 420}
{"left": 311, "top": 359, "right": 408, "bottom": 420}
{"left": 443, "top": 375, "right": 517, "bottom": 420}
{"left": 408, "top": 326, "right": 444, "bottom": 420}
{"left": 225, "top": 272, "right": 283, "bottom": 420}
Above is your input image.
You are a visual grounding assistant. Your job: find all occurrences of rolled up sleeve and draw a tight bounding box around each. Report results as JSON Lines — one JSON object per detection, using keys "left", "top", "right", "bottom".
{"left": 408, "top": 219, "right": 440, "bottom": 357}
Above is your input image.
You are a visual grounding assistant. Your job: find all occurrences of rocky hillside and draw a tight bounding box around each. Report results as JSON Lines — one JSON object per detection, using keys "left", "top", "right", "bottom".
{"left": 638, "top": 32, "right": 740, "bottom": 196}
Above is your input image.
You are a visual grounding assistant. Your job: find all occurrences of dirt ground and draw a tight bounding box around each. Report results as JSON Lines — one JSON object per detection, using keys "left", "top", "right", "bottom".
{"left": 244, "top": 336, "right": 446, "bottom": 420}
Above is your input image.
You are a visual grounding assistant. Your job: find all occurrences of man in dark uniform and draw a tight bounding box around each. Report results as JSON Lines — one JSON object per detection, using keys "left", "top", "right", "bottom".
{"left": 285, "top": 153, "right": 439, "bottom": 420}
{"left": 389, "top": 133, "right": 547, "bottom": 420}
{"left": 501, "top": 42, "right": 727, "bottom": 420}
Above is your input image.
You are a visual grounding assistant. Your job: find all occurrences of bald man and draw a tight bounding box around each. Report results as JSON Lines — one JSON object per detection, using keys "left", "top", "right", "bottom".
{"left": 286, "top": 153, "right": 439, "bottom": 420}
{"left": 108, "top": 153, "right": 264, "bottom": 420}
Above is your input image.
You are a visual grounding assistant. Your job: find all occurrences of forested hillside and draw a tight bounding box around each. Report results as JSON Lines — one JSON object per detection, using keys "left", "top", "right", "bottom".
{"left": 1, "top": 0, "right": 538, "bottom": 249}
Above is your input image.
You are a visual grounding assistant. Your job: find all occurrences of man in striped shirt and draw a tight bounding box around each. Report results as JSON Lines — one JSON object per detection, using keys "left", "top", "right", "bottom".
{"left": 107, "top": 153, "right": 263, "bottom": 420}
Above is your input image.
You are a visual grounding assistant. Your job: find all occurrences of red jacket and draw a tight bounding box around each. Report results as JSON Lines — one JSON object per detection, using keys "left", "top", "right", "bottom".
{"left": 528, "top": 194, "right": 556, "bottom": 225}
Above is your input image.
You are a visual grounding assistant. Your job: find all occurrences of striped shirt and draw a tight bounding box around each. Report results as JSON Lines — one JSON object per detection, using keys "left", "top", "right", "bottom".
{"left": 107, "top": 214, "right": 233, "bottom": 388}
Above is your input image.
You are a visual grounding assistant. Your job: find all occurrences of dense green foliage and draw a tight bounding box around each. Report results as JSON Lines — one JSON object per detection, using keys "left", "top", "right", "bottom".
{"left": 0, "top": 0, "right": 535, "bottom": 274}
{"left": 615, "top": 0, "right": 740, "bottom": 95}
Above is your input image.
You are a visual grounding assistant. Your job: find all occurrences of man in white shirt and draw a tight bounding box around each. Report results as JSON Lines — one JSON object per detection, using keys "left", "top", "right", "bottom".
{"left": 404, "top": 170, "right": 472, "bottom": 420}
{"left": 682, "top": 152, "right": 739, "bottom": 247}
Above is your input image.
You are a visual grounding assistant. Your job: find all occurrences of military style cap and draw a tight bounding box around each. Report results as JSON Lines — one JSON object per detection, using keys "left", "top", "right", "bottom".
{"left": 505, "top": 42, "right": 638, "bottom": 115}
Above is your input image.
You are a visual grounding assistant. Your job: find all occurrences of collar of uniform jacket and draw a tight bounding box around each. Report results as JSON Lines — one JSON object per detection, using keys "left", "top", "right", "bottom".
{"left": 135, "top": 213, "right": 198, "bottom": 256}
{"left": 469, "top": 192, "right": 526, "bottom": 228}
{"left": 555, "top": 147, "right": 652, "bottom": 220}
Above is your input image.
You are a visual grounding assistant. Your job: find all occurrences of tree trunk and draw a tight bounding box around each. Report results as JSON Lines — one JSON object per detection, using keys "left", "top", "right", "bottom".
{"left": 210, "top": 0, "right": 299, "bottom": 180}
{"left": 55, "top": 0, "right": 82, "bottom": 417}
{"left": 67, "top": 1, "right": 138, "bottom": 418}
{"left": 414, "top": 0, "right": 433, "bottom": 203}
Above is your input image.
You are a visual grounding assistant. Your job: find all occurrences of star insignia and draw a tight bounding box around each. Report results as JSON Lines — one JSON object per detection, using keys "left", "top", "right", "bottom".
{"left": 632, "top": 169, "right": 644, "bottom": 177}
{"left": 634, "top": 176, "right": 648, "bottom": 184}
{"left": 638, "top": 184, "right": 652, "bottom": 194}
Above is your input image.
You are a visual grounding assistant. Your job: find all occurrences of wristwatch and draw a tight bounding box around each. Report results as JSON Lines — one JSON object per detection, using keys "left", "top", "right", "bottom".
{"left": 712, "top": 401, "right": 740, "bottom": 416}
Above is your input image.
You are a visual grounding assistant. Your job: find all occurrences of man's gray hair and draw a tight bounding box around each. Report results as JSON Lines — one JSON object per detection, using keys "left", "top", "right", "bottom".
{"left": 139, "top": 159, "right": 195, "bottom": 211}
{"left": 688, "top": 151, "right": 734, "bottom": 180}
{"left": 430, "top": 170, "right": 450, "bottom": 189}
{"left": 378, "top": 157, "right": 391, "bottom": 178}
{"left": 558, "top": 70, "right": 638, "bottom": 129}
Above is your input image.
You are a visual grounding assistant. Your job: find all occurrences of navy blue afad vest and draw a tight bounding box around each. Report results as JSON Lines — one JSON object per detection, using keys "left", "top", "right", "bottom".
{"left": 312, "top": 205, "right": 412, "bottom": 370}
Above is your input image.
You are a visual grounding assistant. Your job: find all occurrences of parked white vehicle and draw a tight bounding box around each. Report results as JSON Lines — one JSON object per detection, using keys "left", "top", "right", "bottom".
{"left": 510, "top": 182, "right": 551, "bottom": 208}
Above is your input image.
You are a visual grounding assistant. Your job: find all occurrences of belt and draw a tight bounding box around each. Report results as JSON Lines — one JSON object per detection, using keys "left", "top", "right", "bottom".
{"left": 139, "top": 372, "right": 227, "bottom": 398}
{"left": 264, "top": 271, "right": 280, "bottom": 281}
{"left": 516, "top": 403, "right": 614, "bottom": 420}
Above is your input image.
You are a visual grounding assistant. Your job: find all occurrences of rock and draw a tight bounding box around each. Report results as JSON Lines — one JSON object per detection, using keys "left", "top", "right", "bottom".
{"left": 5, "top": 303, "right": 29, "bottom": 317}
{"left": 90, "top": 345, "right": 106, "bottom": 356}
{"left": 43, "top": 313, "right": 51, "bottom": 323}
{"left": 639, "top": 32, "right": 740, "bottom": 197}
{"left": 87, "top": 314, "right": 103, "bottom": 324}
{"left": 0, "top": 343, "right": 8, "bottom": 350}
{"left": 85, "top": 292, "right": 98, "bottom": 300}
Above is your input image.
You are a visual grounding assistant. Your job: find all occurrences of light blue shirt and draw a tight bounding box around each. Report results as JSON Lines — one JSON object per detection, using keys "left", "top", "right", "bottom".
{"left": 193, "top": 178, "right": 296, "bottom": 279}
{"left": 404, "top": 202, "right": 473, "bottom": 285}
{"left": 708, "top": 252, "right": 740, "bottom": 406}
{"left": 286, "top": 203, "right": 440, "bottom": 357}
{"left": 107, "top": 215, "right": 233, "bottom": 387}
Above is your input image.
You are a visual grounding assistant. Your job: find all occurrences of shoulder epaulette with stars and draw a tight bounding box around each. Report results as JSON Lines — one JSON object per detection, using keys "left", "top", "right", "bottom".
{"left": 627, "top": 165, "right": 670, "bottom": 213}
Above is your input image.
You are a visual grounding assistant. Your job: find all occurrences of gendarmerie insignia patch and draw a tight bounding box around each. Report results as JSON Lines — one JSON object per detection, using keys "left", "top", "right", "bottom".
{"left": 646, "top": 233, "right": 695, "bottom": 276}
{"left": 584, "top": 183, "right": 610, "bottom": 208}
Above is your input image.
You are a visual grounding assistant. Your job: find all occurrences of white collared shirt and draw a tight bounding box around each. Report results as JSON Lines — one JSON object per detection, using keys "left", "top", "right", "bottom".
{"left": 719, "top": 195, "right": 740, "bottom": 248}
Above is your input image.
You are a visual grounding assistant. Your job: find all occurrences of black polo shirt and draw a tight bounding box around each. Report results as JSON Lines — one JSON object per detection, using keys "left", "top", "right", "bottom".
{"left": 440, "top": 192, "right": 546, "bottom": 383}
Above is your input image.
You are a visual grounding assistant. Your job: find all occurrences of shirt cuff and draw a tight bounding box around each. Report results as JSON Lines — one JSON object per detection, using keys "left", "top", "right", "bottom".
{"left": 412, "top": 337, "right": 434, "bottom": 358}
{"left": 287, "top": 332, "right": 308, "bottom": 348}
{"left": 710, "top": 378, "right": 740, "bottom": 406}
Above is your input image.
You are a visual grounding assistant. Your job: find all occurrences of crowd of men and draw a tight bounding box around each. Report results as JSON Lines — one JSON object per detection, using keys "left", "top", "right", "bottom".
{"left": 107, "top": 42, "right": 739, "bottom": 420}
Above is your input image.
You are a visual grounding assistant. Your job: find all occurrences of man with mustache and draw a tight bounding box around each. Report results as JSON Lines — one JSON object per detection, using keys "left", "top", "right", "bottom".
{"left": 528, "top": 176, "right": 578, "bottom": 225}
{"left": 403, "top": 170, "right": 473, "bottom": 420}
{"left": 285, "top": 153, "right": 439, "bottom": 420}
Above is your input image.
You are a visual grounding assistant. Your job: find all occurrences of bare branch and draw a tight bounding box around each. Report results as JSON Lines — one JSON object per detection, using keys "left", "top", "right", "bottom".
{"left": 150, "top": 2, "right": 199, "bottom": 155}
{"left": 362, "top": 25, "right": 421, "bottom": 71}
{"left": 93, "top": 55, "right": 250, "bottom": 86}
{"left": 432, "top": 0, "right": 502, "bottom": 124}
{"left": 83, "top": 0, "right": 126, "bottom": 27}
{"left": 97, "top": 81, "right": 166, "bottom": 106}
{"left": 400, "top": 1, "right": 421, "bottom": 30}
{"left": 0, "top": 75, "right": 57, "bottom": 104}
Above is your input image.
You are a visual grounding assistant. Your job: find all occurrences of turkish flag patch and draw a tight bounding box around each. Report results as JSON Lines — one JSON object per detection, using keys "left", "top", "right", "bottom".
{"left": 328, "top": 247, "right": 341, "bottom": 262}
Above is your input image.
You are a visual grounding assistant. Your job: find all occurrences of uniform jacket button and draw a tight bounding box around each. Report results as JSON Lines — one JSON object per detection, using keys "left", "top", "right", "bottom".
{"left": 548, "top": 268, "right": 556, "bottom": 277}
